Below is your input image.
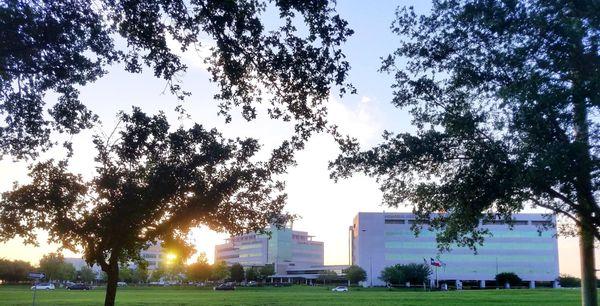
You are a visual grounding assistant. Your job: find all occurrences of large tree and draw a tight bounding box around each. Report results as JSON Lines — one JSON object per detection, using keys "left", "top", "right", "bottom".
{"left": 0, "top": 0, "right": 353, "bottom": 159}
{"left": 331, "top": 1, "right": 599, "bottom": 305}
{"left": 0, "top": 108, "right": 288, "bottom": 305}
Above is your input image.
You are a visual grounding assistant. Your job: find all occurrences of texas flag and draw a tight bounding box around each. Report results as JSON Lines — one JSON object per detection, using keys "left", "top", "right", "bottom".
{"left": 430, "top": 258, "right": 442, "bottom": 267}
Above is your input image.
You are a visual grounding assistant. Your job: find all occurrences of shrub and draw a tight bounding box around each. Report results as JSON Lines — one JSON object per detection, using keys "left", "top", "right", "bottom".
{"left": 495, "top": 272, "right": 522, "bottom": 287}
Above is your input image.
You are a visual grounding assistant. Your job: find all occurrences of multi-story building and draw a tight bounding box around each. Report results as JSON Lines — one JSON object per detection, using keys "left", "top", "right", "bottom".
{"left": 65, "top": 242, "right": 165, "bottom": 279}
{"left": 215, "top": 225, "right": 324, "bottom": 273}
{"left": 140, "top": 242, "right": 164, "bottom": 271}
{"left": 351, "top": 212, "right": 559, "bottom": 288}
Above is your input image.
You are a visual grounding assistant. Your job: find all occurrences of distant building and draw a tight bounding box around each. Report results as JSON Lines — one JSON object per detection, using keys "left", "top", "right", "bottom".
{"left": 351, "top": 212, "right": 559, "bottom": 288}
{"left": 65, "top": 242, "right": 165, "bottom": 278}
{"left": 215, "top": 225, "right": 324, "bottom": 274}
{"left": 140, "top": 242, "right": 164, "bottom": 271}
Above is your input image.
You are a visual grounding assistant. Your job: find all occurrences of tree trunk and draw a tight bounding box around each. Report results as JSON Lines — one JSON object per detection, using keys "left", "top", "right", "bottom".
{"left": 104, "top": 260, "right": 119, "bottom": 306}
{"left": 579, "top": 219, "right": 597, "bottom": 306}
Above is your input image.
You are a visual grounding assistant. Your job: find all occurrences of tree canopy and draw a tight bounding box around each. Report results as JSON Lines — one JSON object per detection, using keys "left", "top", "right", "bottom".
{"left": 0, "top": 258, "right": 34, "bottom": 283}
{"left": 379, "top": 263, "right": 431, "bottom": 286}
{"left": 344, "top": 265, "right": 366, "bottom": 285}
{"left": 1, "top": 0, "right": 353, "bottom": 159}
{"left": 0, "top": 108, "right": 289, "bottom": 304}
{"left": 331, "top": 1, "right": 598, "bottom": 303}
{"left": 186, "top": 253, "right": 212, "bottom": 282}
{"left": 229, "top": 263, "right": 244, "bottom": 283}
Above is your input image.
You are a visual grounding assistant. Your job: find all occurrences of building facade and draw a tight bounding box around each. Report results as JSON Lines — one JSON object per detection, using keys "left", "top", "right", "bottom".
{"left": 215, "top": 225, "right": 324, "bottom": 273}
{"left": 65, "top": 242, "right": 165, "bottom": 279}
{"left": 351, "top": 212, "right": 559, "bottom": 287}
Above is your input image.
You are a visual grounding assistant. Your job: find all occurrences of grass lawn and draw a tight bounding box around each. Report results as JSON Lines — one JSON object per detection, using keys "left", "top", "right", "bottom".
{"left": 0, "top": 285, "right": 589, "bottom": 305}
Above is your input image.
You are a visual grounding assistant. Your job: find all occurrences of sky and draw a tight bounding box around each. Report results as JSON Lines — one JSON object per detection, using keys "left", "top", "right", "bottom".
{"left": 0, "top": 1, "right": 593, "bottom": 277}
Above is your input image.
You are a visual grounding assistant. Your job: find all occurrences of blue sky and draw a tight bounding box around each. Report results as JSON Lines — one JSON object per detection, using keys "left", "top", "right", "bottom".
{"left": 0, "top": 1, "right": 588, "bottom": 276}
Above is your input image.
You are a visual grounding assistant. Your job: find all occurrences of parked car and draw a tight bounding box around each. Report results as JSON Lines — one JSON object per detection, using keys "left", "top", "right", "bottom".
{"left": 117, "top": 282, "right": 127, "bottom": 287}
{"left": 213, "top": 283, "right": 235, "bottom": 291}
{"left": 31, "top": 283, "right": 55, "bottom": 290}
{"left": 246, "top": 281, "right": 258, "bottom": 287}
{"left": 332, "top": 286, "right": 348, "bottom": 292}
{"left": 67, "top": 283, "right": 91, "bottom": 290}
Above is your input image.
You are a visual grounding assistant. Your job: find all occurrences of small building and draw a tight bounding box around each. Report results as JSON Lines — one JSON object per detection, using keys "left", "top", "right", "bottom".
{"left": 351, "top": 212, "right": 559, "bottom": 288}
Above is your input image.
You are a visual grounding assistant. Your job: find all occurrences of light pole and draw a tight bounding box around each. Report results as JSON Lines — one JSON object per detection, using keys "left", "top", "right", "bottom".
{"left": 369, "top": 255, "right": 373, "bottom": 287}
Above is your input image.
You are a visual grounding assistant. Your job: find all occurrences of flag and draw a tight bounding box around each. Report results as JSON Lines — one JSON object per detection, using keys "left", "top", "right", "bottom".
{"left": 430, "top": 258, "right": 441, "bottom": 267}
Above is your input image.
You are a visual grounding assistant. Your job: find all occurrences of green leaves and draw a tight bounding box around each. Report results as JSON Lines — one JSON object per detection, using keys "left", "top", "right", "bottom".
{"left": 332, "top": 0, "right": 600, "bottom": 251}
{"left": 1, "top": 0, "right": 353, "bottom": 159}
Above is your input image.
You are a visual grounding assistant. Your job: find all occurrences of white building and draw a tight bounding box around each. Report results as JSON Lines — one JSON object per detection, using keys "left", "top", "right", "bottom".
{"left": 215, "top": 225, "right": 324, "bottom": 274}
{"left": 351, "top": 212, "right": 559, "bottom": 288}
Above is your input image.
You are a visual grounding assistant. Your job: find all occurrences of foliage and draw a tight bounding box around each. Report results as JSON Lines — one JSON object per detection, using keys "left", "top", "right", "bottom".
{"left": 186, "top": 254, "right": 211, "bottom": 282}
{"left": 379, "top": 263, "right": 431, "bottom": 285}
{"left": 0, "top": 109, "right": 289, "bottom": 304}
{"left": 210, "top": 261, "right": 229, "bottom": 282}
{"left": 330, "top": 0, "right": 599, "bottom": 302}
{"left": 0, "top": 0, "right": 353, "bottom": 159}
{"left": 401, "top": 263, "right": 431, "bottom": 285}
{"left": 495, "top": 272, "right": 522, "bottom": 286}
{"left": 149, "top": 267, "right": 165, "bottom": 283}
{"left": 344, "top": 265, "right": 367, "bottom": 285}
{"left": 118, "top": 265, "right": 132, "bottom": 283}
{"left": 39, "top": 253, "right": 75, "bottom": 282}
{"left": 379, "top": 264, "right": 404, "bottom": 285}
{"left": 78, "top": 266, "right": 97, "bottom": 283}
{"left": 130, "top": 263, "right": 149, "bottom": 284}
{"left": 558, "top": 274, "right": 581, "bottom": 288}
{"left": 317, "top": 270, "right": 338, "bottom": 284}
{"left": 245, "top": 267, "right": 258, "bottom": 282}
{"left": 0, "top": 258, "right": 34, "bottom": 283}
{"left": 258, "top": 264, "right": 275, "bottom": 281}
{"left": 229, "top": 263, "right": 245, "bottom": 283}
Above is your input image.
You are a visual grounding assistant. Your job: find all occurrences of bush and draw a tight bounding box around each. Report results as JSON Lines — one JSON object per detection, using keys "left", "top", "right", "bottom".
{"left": 379, "top": 263, "right": 431, "bottom": 285}
{"left": 495, "top": 272, "right": 522, "bottom": 287}
{"left": 558, "top": 274, "right": 581, "bottom": 288}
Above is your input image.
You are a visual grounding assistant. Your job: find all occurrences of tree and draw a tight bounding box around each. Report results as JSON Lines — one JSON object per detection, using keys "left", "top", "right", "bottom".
{"left": 0, "top": 258, "right": 34, "bottom": 283}
{"left": 245, "top": 267, "right": 258, "bottom": 282}
{"left": 559, "top": 274, "right": 581, "bottom": 288}
{"left": 0, "top": 109, "right": 289, "bottom": 305}
{"left": 495, "top": 272, "right": 522, "bottom": 288}
{"left": 79, "top": 266, "right": 97, "bottom": 284}
{"left": 379, "top": 263, "right": 431, "bottom": 286}
{"left": 118, "top": 265, "right": 132, "bottom": 283}
{"left": 229, "top": 263, "right": 244, "bottom": 283}
{"left": 187, "top": 254, "right": 212, "bottom": 282}
{"left": 0, "top": 0, "right": 353, "bottom": 159}
{"left": 210, "top": 261, "right": 229, "bottom": 282}
{"left": 331, "top": 1, "right": 599, "bottom": 305}
{"left": 61, "top": 263, "right": 76, "bottom": 282}
{"left": 149, "top": 267, "right": 165, "bottom": 283}
{"left": 379, "top": 265, "right": 404, "bottom": 286}
{"left": 317, "top": 270, "right": 338, "bottom": 285}
{"left": 401, "top": 263, "right": 431, "bottom": 285}
{"left": 344, "top": 265, "right": 366, "bottom": 285}
{"left": 131, "top": 265, "right": 149, "bottom": 284}
{"left": 258, "top": 264, "right": 275, "bottom": 281}
{"left": 39, "top": 253, "right": 65, "bottom": 282}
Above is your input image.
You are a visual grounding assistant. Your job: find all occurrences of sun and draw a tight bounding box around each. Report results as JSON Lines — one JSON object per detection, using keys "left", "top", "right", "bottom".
{"left": 166, "top": 253, "right": 177, "bottom": 262}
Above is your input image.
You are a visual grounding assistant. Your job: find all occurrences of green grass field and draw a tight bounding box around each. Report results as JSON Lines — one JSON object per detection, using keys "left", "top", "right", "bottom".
{"left": 0, "top": 285, "right": 590, "bottom": 305}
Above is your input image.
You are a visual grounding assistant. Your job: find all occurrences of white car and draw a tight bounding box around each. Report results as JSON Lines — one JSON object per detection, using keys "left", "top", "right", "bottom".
{"left": 331, "top": 286, "right": 348, "bottom": 292}
{"left": 31, "top": 283, "right": 55, "bottom": 290}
